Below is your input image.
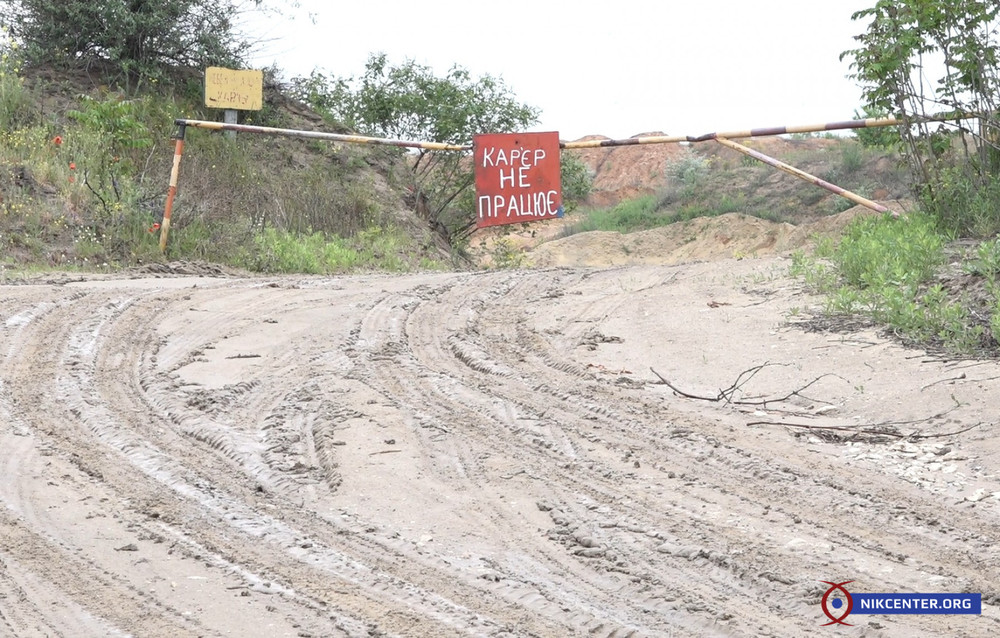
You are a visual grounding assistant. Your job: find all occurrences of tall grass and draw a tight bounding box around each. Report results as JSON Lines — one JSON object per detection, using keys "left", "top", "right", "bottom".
{"left": 792, "top": 212, "right": 997, "bottom": 355}
{"left": 0, "top": 49, "right": 446, "bottom": 274}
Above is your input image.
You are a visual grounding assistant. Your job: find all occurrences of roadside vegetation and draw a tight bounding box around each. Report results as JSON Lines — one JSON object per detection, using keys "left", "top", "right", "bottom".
{"left": 0, "top": 0, "right": 592, "bottom": 275}
{"left": 557, "top": 0, "right": 1000, "bottom": 357}
{"left": 559, "top": 135, "right": 906, "bottom": 239}
{"left": 797, "top": 0, "right": 1000, "bottom": 356}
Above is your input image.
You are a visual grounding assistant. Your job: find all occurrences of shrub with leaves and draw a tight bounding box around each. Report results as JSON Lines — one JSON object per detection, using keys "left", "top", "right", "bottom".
{"left": 842, "top": 0, "right": 1000, "bottom": 236}
{"left": 291, "top": 54, "right": 539, "bottom": 247}
{"left": 0, "top": 0, "right": 268, "bottom": 86}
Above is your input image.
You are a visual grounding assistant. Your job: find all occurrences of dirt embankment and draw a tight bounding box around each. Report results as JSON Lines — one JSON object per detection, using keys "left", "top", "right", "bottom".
{"left": 529, "top": 203, "right": 909, "bottom": 268}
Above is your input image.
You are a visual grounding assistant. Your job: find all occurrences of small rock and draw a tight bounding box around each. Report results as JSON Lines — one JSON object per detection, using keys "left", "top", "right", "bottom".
{"left": 575, "top": 535, "right": 599, "bottom": 548}
{"left": 966, "top": 489, "right": 988, "bottom": 503}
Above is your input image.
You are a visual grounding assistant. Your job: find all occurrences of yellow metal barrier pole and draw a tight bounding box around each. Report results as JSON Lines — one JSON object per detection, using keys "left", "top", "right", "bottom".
{"left": 159, "top": 123, "right": 187, "bottom": 253}
{"left": 714, "top": 136, "right": 897, "bottom": 217}
{"left": 560, "top": 111, "right": 967, "bottom": 149}
{"left": 176, "top": 119, "right": 471, "bottom": 151}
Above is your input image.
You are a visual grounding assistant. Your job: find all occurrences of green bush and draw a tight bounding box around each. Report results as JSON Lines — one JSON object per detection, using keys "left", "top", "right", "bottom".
{"left": 834, "top": 212, "right": 944, "bottom": 290}
{"left": 921, "top": 168, "right": 1000, "bottom": 238}
{"left": 852, "top": 107, "right": 901, "bottom": 150}
{"left": 564, "top": 195, "right": 661, "bottom": 235}
{"left": 560, "top": 151, "right": 593, "bottom": 213}
{"left": 5, "top": 0, "right": 260, "bottom": 86}
{"left": 0, "top": 42, "right": 33, "bottom": 129}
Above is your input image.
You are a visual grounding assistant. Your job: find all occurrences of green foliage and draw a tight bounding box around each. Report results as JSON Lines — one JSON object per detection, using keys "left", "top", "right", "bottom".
{"left": 564, "top": 195, "right": 660, "bottom": 235}
{"left": 67, "top": 94, "right": 159, "bottom": 157}
{"left": 834, "top": 211, "right": 943, "bottom": 290}
{"left": 852, "top": 106, "right": 901, "bottom": 150}
{"left": 0, "top": 40, "right": 33, "bottom": 129}
{"left": 792, "top": 212, "right": 993, "bottom": 354}
{"left": 560, "top": 151, "right": 593, "bottom": 213}
{"left": 241, "top": 228, "right": 361, "bottom": 274}
{"left": 964, "top": 238, "right": 1000, "bottom": 280}
{"left": 1, "top": 0, "right": 266, "bottom": 86}
{"left": 293, "top": 54, "right": 539, "bottom": 144}
{"left": 290, "top": 54, "right": 539, "bottom": 246}
{"left": 668, "top": 153, "right": 711, "bottom": 192}
{"left": 839, "top": 142, "right": 866, "bottom": 175}
{"left": 920, "top": 167, "right": 1000, "bottom": 238}
{"left": 842, "top": 0, "right": 1000, "bottom": 229}
{"left": 235, "top": 226, "right": 416, "bottom": 274}
{"left": 487, "top": 237, "right": 529, "bottom": 269}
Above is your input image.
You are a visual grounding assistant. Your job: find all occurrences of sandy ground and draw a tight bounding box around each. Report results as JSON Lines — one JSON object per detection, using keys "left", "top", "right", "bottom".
{"left": 2, "top": 245, "right": 1000, "bottom": 636}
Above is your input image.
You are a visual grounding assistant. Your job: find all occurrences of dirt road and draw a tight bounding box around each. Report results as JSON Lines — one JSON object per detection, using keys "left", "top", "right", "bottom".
{"left": 1, "top": 257, "right": 998, "bottom": 637}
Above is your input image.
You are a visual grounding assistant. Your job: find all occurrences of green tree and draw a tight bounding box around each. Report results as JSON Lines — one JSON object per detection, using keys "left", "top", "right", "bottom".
{"left": 852, "top": 106, "right": 901, "bottom": 150}
{"left": 560, "top": 151, "right": 593, "bottom": 213}
{"left": 841, "top": 0, "right": 1000, "bottom": 234}
{"left": 0, "top": 0, "right": 268, "bottom": 87}
{"left": 292, "top": 54, "right": 539, "bottom": 246}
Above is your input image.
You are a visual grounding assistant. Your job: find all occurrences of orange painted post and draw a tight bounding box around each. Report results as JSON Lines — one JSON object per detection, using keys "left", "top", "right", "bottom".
{"left": 159, "top": 124, "right": 187, "bottom": 253}
{"left": 714, "top": 136, "right": 897, "bottom": 217}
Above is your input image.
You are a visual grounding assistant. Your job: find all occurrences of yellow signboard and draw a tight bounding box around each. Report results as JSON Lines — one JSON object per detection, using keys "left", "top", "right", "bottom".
{"left": 205, "top": 67, "right": 263, "bottom": 111}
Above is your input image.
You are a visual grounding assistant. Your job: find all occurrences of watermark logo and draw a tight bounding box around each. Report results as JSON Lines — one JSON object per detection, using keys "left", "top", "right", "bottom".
{"left": 820, "top": 581, "right": 981, "bottom": 626}
{"left": 820, "top": 581, "right": 855, "bottom": 625}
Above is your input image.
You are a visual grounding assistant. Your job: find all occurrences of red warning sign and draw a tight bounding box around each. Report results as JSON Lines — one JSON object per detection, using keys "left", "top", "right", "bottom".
{"left": 474, "top": 131, "right": 562, "bottom": 229}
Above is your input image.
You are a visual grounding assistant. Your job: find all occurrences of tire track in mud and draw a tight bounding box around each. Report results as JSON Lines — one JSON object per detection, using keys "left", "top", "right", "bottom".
{"left": 0, "top": 285, "right": 450, "bottom": 636}
{"left": 0, "top": 280, "right": 575, "bottom": 637}
{"left": 349, "top": 271, "right": 726, "bottom": 636}
{"left": 351, "top": 269, "right": 1000, "bottom": 636}
{"left": 2, "top": 269, "right": 999, "bottom": 637}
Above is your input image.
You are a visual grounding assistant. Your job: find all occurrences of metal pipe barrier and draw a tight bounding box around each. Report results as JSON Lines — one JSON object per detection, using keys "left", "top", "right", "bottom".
{"left": 714, "top": 137, "right": 893, "bottom": 216}
{"left": 160, "top": 112, "right": 969, "bottom": 251}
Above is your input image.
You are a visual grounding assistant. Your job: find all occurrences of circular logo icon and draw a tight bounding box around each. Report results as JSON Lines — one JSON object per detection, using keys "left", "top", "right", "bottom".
{"left": 820, "top": 581, "right": 854, "bottom": 626}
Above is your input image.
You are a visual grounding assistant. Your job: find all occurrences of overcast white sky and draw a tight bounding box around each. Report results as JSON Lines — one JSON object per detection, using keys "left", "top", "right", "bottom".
{"left": 249, "top": 0, "right": 875, "bottom": 141}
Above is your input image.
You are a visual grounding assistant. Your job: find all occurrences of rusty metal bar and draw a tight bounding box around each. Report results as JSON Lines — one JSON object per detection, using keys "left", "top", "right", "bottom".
{"left": 161, "top": 112, "right": 949, "bottom": 251}
{"left": 159, "top": 123, "right": 187, "bottom": 253}
{"left": 686, "top": 116, "right": 907, "bottom": 143}
{"left": 560, "top": 112, "right": 968, "bottom": 149}
{"left": 713, "top": 136, "right": 896, "bottom": 216}
{"left": 561, "top": 133, "right": 690, "bottom": 149}
{"left": 175, "top": 119, "right": 470, "bottom": 151}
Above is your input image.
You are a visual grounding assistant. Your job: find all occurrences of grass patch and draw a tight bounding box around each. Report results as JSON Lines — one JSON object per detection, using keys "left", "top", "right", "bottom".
{"left": 563, "top": 195, "right": 662, "bottom": 235}
{"left": 0, "top": 47, "right": 449, "bottom": 274}
{"left": 232, "top": 225, "right": 429, "bottom": 274}
{"left": 562, "top": 191, "right": 750, "bottom": 238}
{"left": 791, "top": 212, "right": 999, "bottom": 355}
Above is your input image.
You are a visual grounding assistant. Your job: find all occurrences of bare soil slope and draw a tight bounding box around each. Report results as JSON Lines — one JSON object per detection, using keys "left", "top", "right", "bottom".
{"left": 2, "top": 249, "right": 999, "bottom": 636}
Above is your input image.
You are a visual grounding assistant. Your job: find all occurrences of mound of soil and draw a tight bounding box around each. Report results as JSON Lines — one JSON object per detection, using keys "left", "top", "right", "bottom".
{"left": 528, "top": 203, "right": 909, "bottom": 268}
{"left": 570, "top": 132, "right": 687, "bottom": 208}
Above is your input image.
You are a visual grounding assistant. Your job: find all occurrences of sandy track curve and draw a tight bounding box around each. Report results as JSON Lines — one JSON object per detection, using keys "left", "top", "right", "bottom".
{"left": 1, "top": 259, "right": 999, "bottom": 637}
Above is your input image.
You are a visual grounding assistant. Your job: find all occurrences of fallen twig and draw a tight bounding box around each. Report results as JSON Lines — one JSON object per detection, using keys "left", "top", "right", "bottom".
{"left": 908, "top": 422, "right": 984, "bottom": 440}
{"left": 747, "top": 419, "right": 984, "bottom": 443}
{"left": 921, "top": 373, "right": 966, "bottom": 390}
{"left": 650, "top": 364, "right": 843, "bottom": 410}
